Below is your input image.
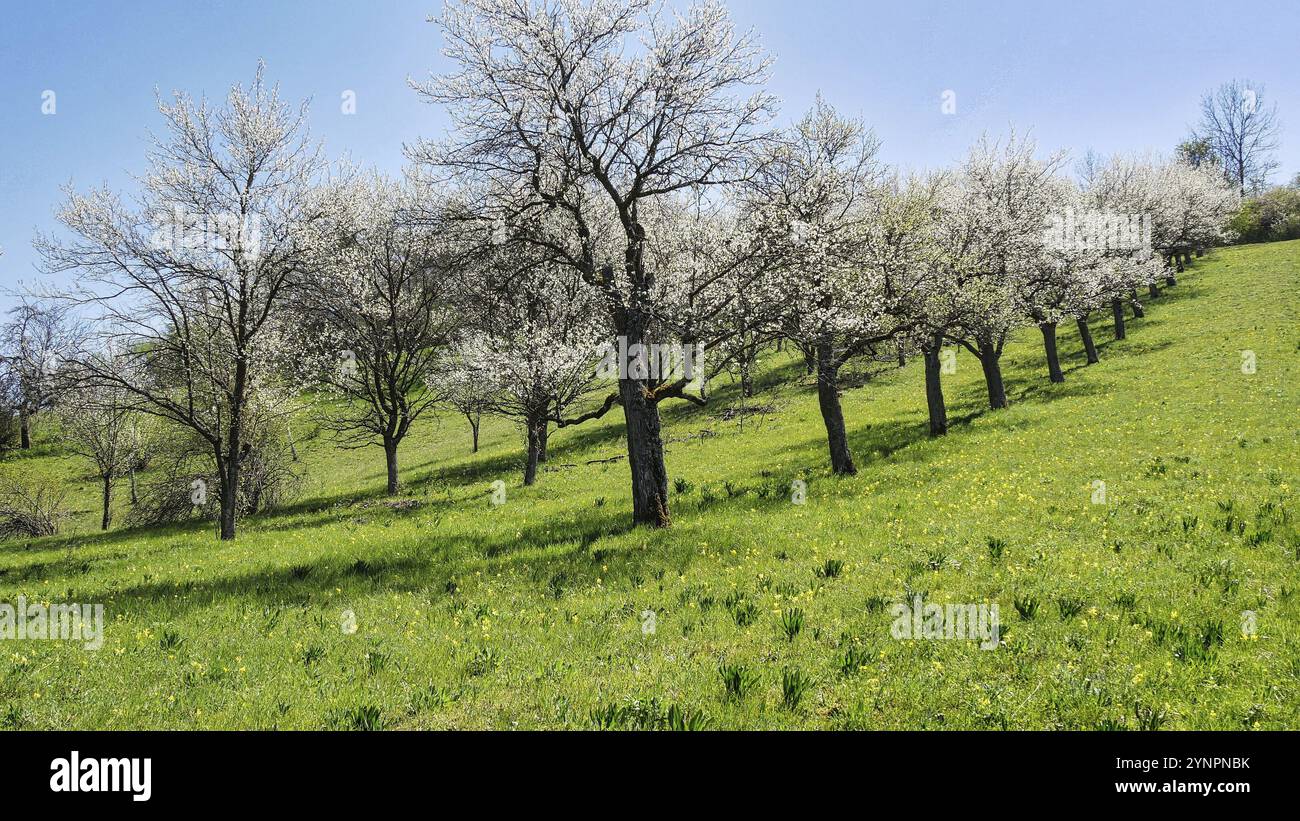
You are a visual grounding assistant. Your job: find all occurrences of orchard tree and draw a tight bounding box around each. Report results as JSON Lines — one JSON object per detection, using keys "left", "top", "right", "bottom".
{"left": 453, "top": 239, "right": 606, "bottom": 486}
{"left": 309, "top": 171, "right": 461, "bottom": 495}
{"left": 747, "top": 99, "right": 893, "bottom": 475}
{"left": 1151, "top": 159, "right": 1238, "bottom": 280}
{"left": 415, "top": 0, "right": 777, "bottom": 526}
{"left": 936, "top": 134, "right": 1064, "bottom": 410}
{"left": 1077, "top": 152, "right": 1167, "bottom": 321}
{"left": 38, "top": 65, "right": 327, "bottom": 540}
{"left": 439, "top": 358, "right": 497, "bottom": 453}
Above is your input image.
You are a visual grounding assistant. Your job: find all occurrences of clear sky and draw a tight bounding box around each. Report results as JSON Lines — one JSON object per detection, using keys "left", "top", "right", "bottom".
{"left": 2, "top": 0, "right": 1298, "bottom": 310}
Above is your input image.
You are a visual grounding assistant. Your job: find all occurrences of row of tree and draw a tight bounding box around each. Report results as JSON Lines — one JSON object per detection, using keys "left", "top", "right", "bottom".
{"left": 3, "top": 1, "right": 1242, "bottom": 540}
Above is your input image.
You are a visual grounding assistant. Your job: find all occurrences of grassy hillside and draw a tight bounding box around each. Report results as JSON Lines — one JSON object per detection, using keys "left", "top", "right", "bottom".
{"left": 2, "top": 241, "right": 1298, "bottom": 730}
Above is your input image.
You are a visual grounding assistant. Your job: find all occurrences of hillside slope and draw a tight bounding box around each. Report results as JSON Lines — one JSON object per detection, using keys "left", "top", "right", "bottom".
{"left": 2, "top": 241, "right": 1298, "bottom": 729}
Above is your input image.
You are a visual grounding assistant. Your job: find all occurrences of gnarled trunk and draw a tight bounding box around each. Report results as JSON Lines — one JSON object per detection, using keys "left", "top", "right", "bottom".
{"left": 1111, "top": 299, "right": 1127, "bottom": 340}
{"left": 816, "top": 340, "right": 856, "bottom": 475}
{"left": 619, "top": 375, "right": 669, "bottom": 526}
{"left": 1077, "top": 316, "right": 1099, "bottom": 364}
{"left": 977, "top": 339, "right": 1008, "bottom": 410}
{"left": 922, "top": 336, "right": 947, "bottom": 437}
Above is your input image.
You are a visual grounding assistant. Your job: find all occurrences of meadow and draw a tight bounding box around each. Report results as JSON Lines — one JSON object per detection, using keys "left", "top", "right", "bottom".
{"left": 1, "top": 240, "right": 1297, "bottom": 730}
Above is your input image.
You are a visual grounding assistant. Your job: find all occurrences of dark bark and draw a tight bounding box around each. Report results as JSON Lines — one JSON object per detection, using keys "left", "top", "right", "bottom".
{"left": 1148, "top": 282, "right": 1161, "bottom": 299}
{"left": 1040, "top": 322, "right": 1065, "bottom": 383}
{"left": 1077, "top": 316, "right": 1099, "bottom": 364}
{"left": 977, "top": 339, "right": 1008, "bottom": 410}
{"left": 19, "top": 410, "right": 31, "bottom": 450}
{"left": 815, "top": 340, "right": 856, "bottom": 475}
{"left": 218, "top": 458, "right": 238, "bottom": 541}
{"left": 523, "top": 421, "right": 541, "bottom": 486}
{"left": 1111, "top": 299, "right": 1127, "bottom": 340}
{"left": 922, "top": 337, "right": 947, "bottom": 437}
{"left": 100, "top": 474, "right": 113, "bottom": 531}
{"left": 383, "top": 438, "right": 400, "bottom": 495}
{"left": 1130, "top": 291, "right": 1145, "bottom": 319}
{"left": 619, "top": 375, "right": 670, "bottom": 526}
{"left": 467, "top": 413, "right": 480, "bottom": 453}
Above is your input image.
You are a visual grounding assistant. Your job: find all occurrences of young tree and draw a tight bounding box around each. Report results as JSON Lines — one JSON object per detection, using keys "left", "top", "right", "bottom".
{"left": 452, "top": 240, "right": 606, "bottom": 486}
{"left": 59, "top": 355, "right": 137, "bottom": 530}
{"left": 38, "top": 65, "right": 327, "bottom": 540}
{"left": 1195, "top": 80, "right": 1281, "bottom": 197}
{"left": 415, "top": 0, "right": 777, "bottom": 526}
{"left": 309, "top": 172, "right": 461, "bottom": 495}
{"left": 439, "top": 358, "right": 496, "bottom": 453}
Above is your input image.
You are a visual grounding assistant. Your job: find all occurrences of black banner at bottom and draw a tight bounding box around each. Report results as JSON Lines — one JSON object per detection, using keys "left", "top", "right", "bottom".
{"left": 9, "top": 731, "right": 1283, "bottom": 808}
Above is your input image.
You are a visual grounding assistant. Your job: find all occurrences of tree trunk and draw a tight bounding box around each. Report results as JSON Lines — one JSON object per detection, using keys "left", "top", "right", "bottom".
{"left": 816, "top": 340, "right": 856, "bottom": 475}
{"left": 19, "top": 410, "right": 31, "bottom": 450}
{"left": 897, "top": 340, "right": 907, "bottom": 368}
{"left": 619, "top": 376, "right": 670, "bottom": 527}
{"left": 1077, "top": 316, "right": 1099, "bottom": 364}
{"left": 1148, "top": 282, "right": 1160, "bottom": 299}
{"left": 468, "top": 413, "right": 480, "bottom": 453}
{"left": 523, "top": 421, "right": 541, "bottom": 486}
{"left": 739, "top": 355, "right": 754, "bottom": 397}
{"left": 100, "top": 474, "right": 113, "bottom": 531}
{"left": 129, "top": 467, "right": 138, "bottom": 505}
{"left": 1195, "top": 247, "right": 1204, "bottom": 258}
{"left": 537, "top": 419, "right": 549, "bottom": 463}
{"left": 922, "top": 338, "right": 947, "bottom": 437}
{"left": 1111, "top": 299, "right": 1127, "bottom": 340}
{"left": 383, "top": 438, "right": 400, "bottom": 495}
{"left": 1040, "top": 322, "right": 1065, "bottom": 383}
{"left": 978, "top": 339, "right": 1008, "bottom": 410}
{"left": 1130, "top": 291, "right": 1145, "bottom": 319}
{"left": 218, "top": 458, "right": 239, "bottom": 541}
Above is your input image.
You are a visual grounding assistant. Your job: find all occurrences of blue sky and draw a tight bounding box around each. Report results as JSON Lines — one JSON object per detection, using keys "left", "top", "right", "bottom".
{"left": 2, "top": 0, "right": 1298, "bottom": 310}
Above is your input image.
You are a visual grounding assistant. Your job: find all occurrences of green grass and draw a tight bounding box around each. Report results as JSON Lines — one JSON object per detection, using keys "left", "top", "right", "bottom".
{"left": 2, "top": 241, "right": 1299, "bottom": 730}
